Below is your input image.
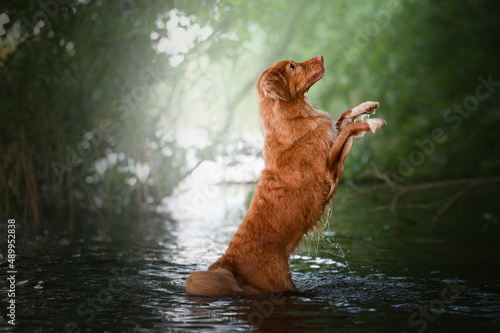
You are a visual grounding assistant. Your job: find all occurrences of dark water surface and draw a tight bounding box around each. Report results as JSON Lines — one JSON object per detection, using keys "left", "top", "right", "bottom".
{"left": 1, "top": 184, "right": 499, "bottom": 332}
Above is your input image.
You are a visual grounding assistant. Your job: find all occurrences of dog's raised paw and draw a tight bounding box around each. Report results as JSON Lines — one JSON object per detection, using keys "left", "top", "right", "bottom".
{"left": 355, "top": 101, "right": 379, "bottom": 115}
{"left": 351, "top": 101, "right": 380, "bottom": 122}
{"left": 366, "top": 118, "right": 387, "bottom": 133}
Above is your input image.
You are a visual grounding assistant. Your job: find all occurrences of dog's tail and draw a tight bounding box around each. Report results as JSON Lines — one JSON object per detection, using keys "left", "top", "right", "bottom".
{"left": 186, "top": 267, "right": 242, "bottom": 296}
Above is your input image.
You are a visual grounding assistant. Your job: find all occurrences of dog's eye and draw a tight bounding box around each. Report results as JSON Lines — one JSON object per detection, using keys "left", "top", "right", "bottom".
{"left": 289, "top": 63, "right": 295, "bottom": 70}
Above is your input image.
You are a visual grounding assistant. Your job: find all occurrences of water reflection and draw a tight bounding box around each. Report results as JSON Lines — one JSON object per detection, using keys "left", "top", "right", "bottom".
{"left": 2, "top": 183, "right": 499, "bottom": 332}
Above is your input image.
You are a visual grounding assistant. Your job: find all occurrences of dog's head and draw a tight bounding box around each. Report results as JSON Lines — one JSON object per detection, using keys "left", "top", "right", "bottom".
{"left": 257, "top": 55, "right": 325, "bottom": 102}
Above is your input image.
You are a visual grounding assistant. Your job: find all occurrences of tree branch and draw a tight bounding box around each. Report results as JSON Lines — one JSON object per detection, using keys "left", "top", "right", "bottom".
{"left": 346, "top": 164, "right": 500, "bottom": 227}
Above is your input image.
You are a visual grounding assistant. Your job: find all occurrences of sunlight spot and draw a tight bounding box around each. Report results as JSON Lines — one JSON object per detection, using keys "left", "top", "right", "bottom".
{"left": 161, "top": 146, "right": 172, "bottom": 157}
{"left": 33, "top": 20, "right": 44, "bottom": 36}
{"left": 155, "top": 37, "right": 168, "bottom": 53}
{"left": 65, "top": 41, "right": 74, "bottom": 53}
{"left": 107, "top": 153, "right": 117, "bottom": 165}
{"left": 126, "top": 177, "right": 137, "bottom": 186}
{"left": 147, "top": 140, "right": 158, "bottom": 150}
{"left": 80, "top": 141, "right": 90, "bottom": 150}
{"left": 176, "top": 128, "right": 209, "bottom": 149}
{"left": 135, "top": 162, "right": 150, "bottom": 183}
{"left": 198, "top": 26, "right": 213, "bottom": 41}
{"left": 0, "top": 13, "right": 9, "bottom": 36}
{"left": 83, "top": 131, "right": 94, "bottom": 141}
{"left": 179, "top": 15, "right": 190, "bottom": 27}
{"left": 95, "top": 159, "right": 107, "bottom": 175}
{"left": 150, "top": 31, "right": 160, "bottom": 40}
{"left": 155, "top": 17, "right": 165, "bottom": 29}
{"left": 169, "top": 54, "right": 185, "bottom": 67}
{"left": 153, "top": 9, "right": 213, "bottom": 58}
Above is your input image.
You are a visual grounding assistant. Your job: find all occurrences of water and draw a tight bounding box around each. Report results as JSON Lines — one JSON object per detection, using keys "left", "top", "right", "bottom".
{"left": 1, "top": 184, "right": 499, "bottom": 332}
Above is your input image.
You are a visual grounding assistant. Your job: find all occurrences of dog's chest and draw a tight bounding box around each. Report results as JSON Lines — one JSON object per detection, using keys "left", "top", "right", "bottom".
{"left": 263, "top": 116, "right": 333, "bottom": 165}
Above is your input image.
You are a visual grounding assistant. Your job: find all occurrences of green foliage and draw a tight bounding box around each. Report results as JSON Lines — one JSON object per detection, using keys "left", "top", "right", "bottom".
{"left": 0, "top": 0, "right": 221, "bottom": 221}
{"left": 356, "top": 0, "right": 500, "bottom": 181}
{"left": 1, "top": 0, "right": 499, "bottom": 223}
{"left": 239, "top": 0, "right": 500, "bottom": 182}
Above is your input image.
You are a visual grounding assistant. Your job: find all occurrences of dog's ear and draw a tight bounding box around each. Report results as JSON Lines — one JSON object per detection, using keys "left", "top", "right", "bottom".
{"left": 259, "top": 69, "right": 291, "bottom": 102}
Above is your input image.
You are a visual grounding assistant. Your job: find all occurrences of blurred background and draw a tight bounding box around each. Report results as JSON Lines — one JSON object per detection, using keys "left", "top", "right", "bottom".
{"left": 2, "top": 2, "right": 500, "bottom": 331}
{"left": 1, "top": 0, "right": 499, "bottom": 232}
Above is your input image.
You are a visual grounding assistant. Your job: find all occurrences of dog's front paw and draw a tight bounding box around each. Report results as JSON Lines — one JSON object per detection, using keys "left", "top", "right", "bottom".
{"left": 337, "top": 101, "right": 382, "bottom": 131}
{"left": 353, "top": 101, "right": 379, "bottom": 117}
{"left": 366, "top": 118, "right": 387, "bottom": 133}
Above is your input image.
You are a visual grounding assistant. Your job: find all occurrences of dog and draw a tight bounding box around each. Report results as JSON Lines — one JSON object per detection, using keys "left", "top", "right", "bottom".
{"left": 186, "top": 55, "right": 386, "bottom": 296}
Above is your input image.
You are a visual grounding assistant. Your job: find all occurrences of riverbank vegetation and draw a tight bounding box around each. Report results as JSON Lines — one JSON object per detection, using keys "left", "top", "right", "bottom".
{"left": 1, "top": 0, "right": 499, "bottom": 229}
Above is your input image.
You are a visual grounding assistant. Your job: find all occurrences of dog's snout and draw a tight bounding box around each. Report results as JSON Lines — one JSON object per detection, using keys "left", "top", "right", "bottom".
{"left": 316, "top": 55, "right": 324, "bottom": 63}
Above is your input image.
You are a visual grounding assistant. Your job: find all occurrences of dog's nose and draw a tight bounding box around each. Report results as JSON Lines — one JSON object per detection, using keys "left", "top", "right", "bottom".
{"left": 316, "top": 55, "right": 324, "bottom": 63}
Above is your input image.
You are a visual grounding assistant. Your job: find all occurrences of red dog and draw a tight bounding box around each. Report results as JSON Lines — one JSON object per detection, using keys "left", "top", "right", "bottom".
{"left": 186, "top": 56, "right": 386, "bottom": 296}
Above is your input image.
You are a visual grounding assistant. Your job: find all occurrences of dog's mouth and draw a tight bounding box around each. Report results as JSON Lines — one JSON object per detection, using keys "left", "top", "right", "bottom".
{"left": 304, "top": 67, "right": 325, "bottom": 90}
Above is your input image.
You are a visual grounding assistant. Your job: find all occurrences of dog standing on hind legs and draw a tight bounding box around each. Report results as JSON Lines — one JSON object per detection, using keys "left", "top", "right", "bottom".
{"left": 186, "top": 55, "right": 386, "bottom": 296}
